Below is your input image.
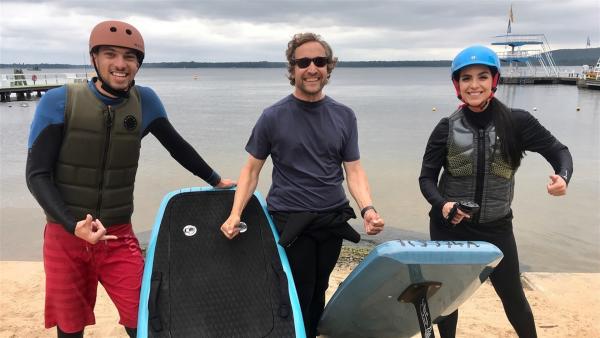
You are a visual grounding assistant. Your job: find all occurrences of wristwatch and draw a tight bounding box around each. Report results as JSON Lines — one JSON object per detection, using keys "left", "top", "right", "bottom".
{"left": 360, "top": 205, "right": 377, "bottom": 218}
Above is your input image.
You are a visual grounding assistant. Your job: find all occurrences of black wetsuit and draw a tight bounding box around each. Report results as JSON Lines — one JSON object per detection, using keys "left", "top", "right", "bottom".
{"left": 419, "top": 102, "right": 573, "bottom": 338}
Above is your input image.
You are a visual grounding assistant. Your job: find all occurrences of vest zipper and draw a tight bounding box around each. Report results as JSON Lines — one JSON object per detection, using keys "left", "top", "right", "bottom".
{"left": 96, "top": 105, "right": 114, "bottom": 218}
{"left": 473, "top": 128, "right": 485, "bottom": 223}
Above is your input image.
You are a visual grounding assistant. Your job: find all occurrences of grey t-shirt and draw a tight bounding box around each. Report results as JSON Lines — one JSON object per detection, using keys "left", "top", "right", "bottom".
{"left": 246, "top": 94, "right": 360, "bottom": 212}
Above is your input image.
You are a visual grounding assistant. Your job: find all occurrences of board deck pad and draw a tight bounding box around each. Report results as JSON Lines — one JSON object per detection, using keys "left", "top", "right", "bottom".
{"left": 318, "top": 240, "right": 503, "bottom": 338}
{"left": 137, "top": 188, "right": 305, "bottom": 337}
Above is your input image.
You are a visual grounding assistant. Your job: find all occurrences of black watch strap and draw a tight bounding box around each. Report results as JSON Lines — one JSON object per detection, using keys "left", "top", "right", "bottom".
{"left": 360, "top": 205, "right": 376, "bottom": 218}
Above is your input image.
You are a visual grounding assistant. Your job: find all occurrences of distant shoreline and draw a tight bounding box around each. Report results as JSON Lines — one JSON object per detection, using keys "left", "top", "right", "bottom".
{"left": 3, "top": 47, "right": 598, "bottom": 69}
{"left": 1, "top": 60, "right": 452, "bottom": 69}
{"left": 0, "top": 60, "right": 592, "bottom": 70}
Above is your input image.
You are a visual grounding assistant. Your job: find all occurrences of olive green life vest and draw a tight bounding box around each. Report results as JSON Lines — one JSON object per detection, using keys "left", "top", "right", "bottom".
{"left": 48, "top": 83, "right": 142, "bottom": 226}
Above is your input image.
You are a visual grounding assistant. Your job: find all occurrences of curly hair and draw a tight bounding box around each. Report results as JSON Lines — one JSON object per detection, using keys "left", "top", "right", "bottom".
{"left": 285, "top": 32, "right": 338, "bottom": 86}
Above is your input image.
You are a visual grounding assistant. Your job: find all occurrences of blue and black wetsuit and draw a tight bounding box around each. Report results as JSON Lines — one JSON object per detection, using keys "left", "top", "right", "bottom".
{"left": 26, "top": 80, "right": 221, "bottom": 233}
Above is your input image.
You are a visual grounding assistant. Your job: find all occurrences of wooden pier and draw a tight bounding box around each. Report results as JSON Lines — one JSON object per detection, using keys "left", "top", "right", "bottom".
{"left": 0, "top": 84, "right": 63, "bottom": 102}
{"left": 500, "top": 76, "right": 580, "bottom": 85}
{"left": 499, "top": 74, "right": 599, "bottom": 90}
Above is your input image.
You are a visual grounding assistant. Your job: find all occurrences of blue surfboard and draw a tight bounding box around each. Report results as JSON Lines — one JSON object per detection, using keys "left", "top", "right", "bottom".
{"left": 318, "top": 240, "right": 503, "bottom": 338}
{"left": 137, "top": 187, "right": 305, "bottom": 337}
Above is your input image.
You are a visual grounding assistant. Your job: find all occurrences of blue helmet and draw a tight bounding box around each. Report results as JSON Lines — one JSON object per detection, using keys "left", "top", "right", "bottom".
{"left": 451, "top": 45, "right": 501, "bottom": 79}
{"left": 451, "top": 45, "right": 502, "bottom": 98}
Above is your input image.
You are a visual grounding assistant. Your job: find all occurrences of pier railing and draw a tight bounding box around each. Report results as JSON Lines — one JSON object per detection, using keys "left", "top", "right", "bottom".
{"left": 0, "top": 73, "right": 89, "bottom": 89}
{"left": 492, "top": 34, "right": 546, "bottom": 45}
{"left": 0, "top": 73, "right": 91, "bottom": 102}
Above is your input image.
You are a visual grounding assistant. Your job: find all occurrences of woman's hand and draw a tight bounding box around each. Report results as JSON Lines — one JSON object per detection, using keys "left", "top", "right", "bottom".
{"left": 547, "top": 175, "right": 567, "bottom": 196}
{"left": 442, "top": 202, "right": 471, "bottom": 225}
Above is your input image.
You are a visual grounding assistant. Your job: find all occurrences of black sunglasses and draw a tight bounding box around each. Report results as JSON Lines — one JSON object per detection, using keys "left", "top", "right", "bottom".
{"left": 292, "top": 56, "right": 329, "bottom": 69}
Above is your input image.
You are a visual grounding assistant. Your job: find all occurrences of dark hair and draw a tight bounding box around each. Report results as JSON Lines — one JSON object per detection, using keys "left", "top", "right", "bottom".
{"left": 285, "top": 32, "right": 338, "bottom": 85}
{"left": 491, "top": 98, "right": 523, "bottom": 168}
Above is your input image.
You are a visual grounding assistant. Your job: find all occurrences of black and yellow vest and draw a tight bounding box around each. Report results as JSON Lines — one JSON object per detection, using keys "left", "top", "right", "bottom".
{"left": 47, "top": 83, "right": 142, "bottom": 226}
{"left": 438, "top": 107, "right": 517, "bottom": 223}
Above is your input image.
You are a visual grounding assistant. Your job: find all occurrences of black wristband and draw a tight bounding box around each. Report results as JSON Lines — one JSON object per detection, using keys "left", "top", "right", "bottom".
{"left": 207, "top": 171, "right": 222, "bottom": 187}
{"left": 360, "top": 205, "right": 376, "bottom": 218}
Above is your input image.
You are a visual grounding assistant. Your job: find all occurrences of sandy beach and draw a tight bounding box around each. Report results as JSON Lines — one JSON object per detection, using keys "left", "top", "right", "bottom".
{"left": 1, "top": 258, "right": 598, "bottom": 338}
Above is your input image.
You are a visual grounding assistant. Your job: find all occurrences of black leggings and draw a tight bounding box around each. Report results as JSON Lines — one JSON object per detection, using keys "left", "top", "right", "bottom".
{"left": 285, "top": 235, "right": 342, "bottom": 338}
{"left": 430, "top": 221, "right": 537, "bottom": 338}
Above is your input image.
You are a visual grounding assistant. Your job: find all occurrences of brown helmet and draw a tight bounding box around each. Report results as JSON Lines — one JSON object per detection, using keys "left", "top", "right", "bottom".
{"left": 89, "top": 20, "right": 145, "bottom": 63}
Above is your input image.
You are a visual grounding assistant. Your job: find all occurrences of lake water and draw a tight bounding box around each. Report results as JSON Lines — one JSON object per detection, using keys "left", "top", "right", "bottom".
{"left": 1, "top": 67, "right": 598, "bottom": 272}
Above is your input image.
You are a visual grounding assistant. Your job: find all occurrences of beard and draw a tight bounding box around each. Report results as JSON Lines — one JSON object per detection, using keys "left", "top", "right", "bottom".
{"left": 297, "top": 76, "right": 328, "bottom": 96}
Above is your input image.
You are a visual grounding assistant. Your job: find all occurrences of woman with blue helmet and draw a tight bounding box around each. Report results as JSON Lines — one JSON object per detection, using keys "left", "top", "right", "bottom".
{"left": 419, "top": 45, "right": 573, "bottom": 337}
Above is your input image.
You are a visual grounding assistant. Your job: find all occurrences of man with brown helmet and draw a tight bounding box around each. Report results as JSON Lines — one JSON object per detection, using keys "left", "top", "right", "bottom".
{"left": 26, "top": 20, "right": 234, "bottom": 338}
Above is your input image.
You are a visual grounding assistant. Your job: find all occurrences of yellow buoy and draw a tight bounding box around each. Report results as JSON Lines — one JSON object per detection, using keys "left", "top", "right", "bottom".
{"left": 576, "top": 107, "right": 581, "bottom": 111}
{"left": 432, "top": 107, "right": 437, "bottom": 111}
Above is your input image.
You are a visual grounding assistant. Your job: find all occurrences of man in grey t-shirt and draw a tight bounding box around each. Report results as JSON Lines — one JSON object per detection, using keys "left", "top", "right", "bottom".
{"left": 221, "top": 32, "right": 384, "bottom": 337}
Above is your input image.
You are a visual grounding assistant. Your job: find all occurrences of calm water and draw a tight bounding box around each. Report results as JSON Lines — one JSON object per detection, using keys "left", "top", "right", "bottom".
{"left": 1, "top": 67, "right": 598, "bottom": 272}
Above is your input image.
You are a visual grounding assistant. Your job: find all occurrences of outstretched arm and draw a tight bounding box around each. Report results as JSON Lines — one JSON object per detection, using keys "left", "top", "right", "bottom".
{"left": 517, "top": 110, "right": 572, "bottom": 196}
{"left": 147, "top": 117, "right": 235, "bottom": 187}
{"left": 220, "top": 155, "right": 265, "bottom": 239}
{"left": 343, "top": 160, "right": 384, "bottom": 235}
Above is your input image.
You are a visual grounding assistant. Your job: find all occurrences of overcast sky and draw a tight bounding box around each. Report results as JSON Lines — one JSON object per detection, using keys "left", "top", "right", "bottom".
{"left": 1, "top": 0, "right": 598, "bottom": 64}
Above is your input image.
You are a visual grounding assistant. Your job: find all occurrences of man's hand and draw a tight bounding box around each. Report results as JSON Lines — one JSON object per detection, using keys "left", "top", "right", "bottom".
{"left": 214, "top": 178, "right": 237, "bottom": 189}
{"left": 547, "top": 175, "right": 567, "bottom": 196}
{"left": 74, "top": 214, "right": 117, "bottom": 244}
{"left": 220, "top": 214, "right": 241, "bottom": 240}
{"left": 363, "top": 209, "right": 384, "bottom": 235}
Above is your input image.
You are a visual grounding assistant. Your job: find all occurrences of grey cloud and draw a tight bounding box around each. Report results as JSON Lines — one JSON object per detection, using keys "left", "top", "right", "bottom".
{"left": 1, "top": 0, "right": 597, "bottom": 63}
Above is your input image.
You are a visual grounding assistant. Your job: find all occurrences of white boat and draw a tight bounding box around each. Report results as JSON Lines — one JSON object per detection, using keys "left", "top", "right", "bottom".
{"left": 584, "top": 57, "right": 600, "bottom": 80}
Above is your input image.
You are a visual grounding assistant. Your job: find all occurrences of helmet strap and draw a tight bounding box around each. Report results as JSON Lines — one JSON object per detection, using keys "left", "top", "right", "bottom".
{"left": 492, "top": 72, "right": 500, "bottom": 92}
{"left": 90, "top": 53, "right": 133, "bottom": 98}
{"left": 485, "top": 71, "right": 500, "bottom": 104}
{"left": 454, "top": 71, "right": 499, "bottom": 109}
{"left": 478, "top": 97, "right": 492, "bottom": 111}
{"left": 452, "top": 78, "right": 461, "bottom": 100}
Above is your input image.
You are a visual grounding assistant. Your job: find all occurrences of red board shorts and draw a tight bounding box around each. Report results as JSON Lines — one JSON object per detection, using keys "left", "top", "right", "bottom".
{"left": 43, "top": 222, "right": 144, "bottom": 333}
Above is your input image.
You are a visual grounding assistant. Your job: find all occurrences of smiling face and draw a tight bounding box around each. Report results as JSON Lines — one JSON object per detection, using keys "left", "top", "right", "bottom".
{"left": 92, "top": 45, "right": 140, "bottom": 97}
{"left": 458, "top": 64, "right": 493, "bottom": 112}
{"left": 292, "top": 41, "right": 329, "bottom": 102}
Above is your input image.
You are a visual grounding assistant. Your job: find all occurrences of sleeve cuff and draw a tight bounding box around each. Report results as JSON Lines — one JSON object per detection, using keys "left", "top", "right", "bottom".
{"left": 558, "top": 169, "right": 571, "bottom": 185}
{"left": 434, "top": 199, "right": 447, "bottom": 212}
{"left": 206, "top": 171, "right": 221, "bottom": 187}
{"left": 65, "top": 221, "right": 77, "bottom": 234}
